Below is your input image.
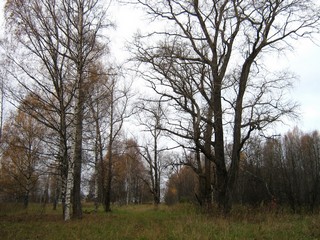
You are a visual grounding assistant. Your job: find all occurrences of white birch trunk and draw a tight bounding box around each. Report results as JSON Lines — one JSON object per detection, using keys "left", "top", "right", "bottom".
{"left": 64, "top": 158, "right": 73, "bottom": 221}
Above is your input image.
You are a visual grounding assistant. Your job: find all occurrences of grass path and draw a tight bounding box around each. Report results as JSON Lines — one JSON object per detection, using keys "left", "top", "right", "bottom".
{"left": 0, "top": 203, "right": 319, "bottom": 239}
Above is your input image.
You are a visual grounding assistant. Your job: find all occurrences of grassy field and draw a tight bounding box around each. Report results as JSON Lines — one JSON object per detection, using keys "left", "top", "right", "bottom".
{"left": 0, "top": 203, "right": 320, "bottom": 240}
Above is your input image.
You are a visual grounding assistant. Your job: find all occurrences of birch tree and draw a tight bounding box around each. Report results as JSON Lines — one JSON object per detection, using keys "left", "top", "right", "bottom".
{"left": 57, "top": 0, "right": 109, "bottom": 220}
{"left": 4, "top": 0, "right": 110, "bottom": 220}
{"left": 133, "top": 0, "right": 320, "bottom": 213}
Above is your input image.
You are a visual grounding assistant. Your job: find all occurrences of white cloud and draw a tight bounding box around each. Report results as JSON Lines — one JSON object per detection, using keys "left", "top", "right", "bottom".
{"left": 287, "top": 40, "right": 320, "bottom": 132}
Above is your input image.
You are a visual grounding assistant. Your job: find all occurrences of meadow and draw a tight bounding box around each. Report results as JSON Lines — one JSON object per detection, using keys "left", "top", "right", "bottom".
{"left": 0, "top": 203, "right": 320, "bottom": 240}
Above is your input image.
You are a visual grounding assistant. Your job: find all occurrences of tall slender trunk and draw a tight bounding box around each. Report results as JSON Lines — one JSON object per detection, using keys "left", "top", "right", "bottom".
{"left": 104, "top": 142, "right": 112, "bottom": 212}
{"left": 94, "top": 147, "right": 100, "bottom": 211}
{"left": 94, "top": 116, "right": 102, "bottom": 211}
{"left": 72, "top": 82, "right": 84, "bottom": 219}
{"left": 60, "top": 163, "right": 66, "bottom": 216}
{"left": 93, "top": 119, "right": 103, "bottom": 212}
{"left": 153, "top": 126, "right": 160, "bottom": 205}
{"left": 71, "top": 0, "right": 85, "bottom": 219}
{"left": 90, "top": 99, "right": 103, "bottom": 212}
{"left": 105, "top": 90, "right": 114, "bottom": 212}
{"left": 64, "top": 155, "right": 73, "bottom": 221}
{"left": 125, "top": 158, "right": 131, "bottom": 205}
{"left": 59, "top": 117, "right": 68, "bottom": 219}
{"left": 94, "top": 169, "right": 99, "bottom": 211}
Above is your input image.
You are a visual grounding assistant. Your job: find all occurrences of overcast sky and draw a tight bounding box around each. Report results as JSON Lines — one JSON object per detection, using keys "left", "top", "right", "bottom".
{"left": 1, "top": 2, "right": 319, "bottom": 134}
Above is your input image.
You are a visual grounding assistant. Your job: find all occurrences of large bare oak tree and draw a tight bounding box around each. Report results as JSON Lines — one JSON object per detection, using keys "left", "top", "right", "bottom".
{"left": 133, "top": 0, "right": 320, "bottom": 213}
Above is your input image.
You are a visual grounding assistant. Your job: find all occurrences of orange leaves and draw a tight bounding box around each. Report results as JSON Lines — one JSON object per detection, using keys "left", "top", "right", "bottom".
{"left": 0, "top": 109, "right": 45, "bottom": 201}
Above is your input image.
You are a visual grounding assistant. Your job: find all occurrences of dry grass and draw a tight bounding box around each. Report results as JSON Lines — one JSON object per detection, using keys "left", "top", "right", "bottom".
{"left": 0, "top": 202, "right": 319, "bottom": 239}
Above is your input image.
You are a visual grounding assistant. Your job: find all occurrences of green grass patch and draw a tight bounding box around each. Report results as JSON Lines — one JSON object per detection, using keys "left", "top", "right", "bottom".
{"left": 0, "top": 203, "right": 319, "bottom": 239}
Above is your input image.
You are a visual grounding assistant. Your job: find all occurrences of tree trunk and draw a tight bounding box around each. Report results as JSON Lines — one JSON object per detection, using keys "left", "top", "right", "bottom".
{"left": 24, "top": 190, "right": 29, "bottom": 209}
{"left": 94, "top": 162, "right": 99, "bottom": 212}
{"left": 104, "top": 90, "right": 114, "bottom": 212}
{"left": 59, "top": 133, "right": 68, "bottom": 219}
{"left": 104, "top": 149, "right": 112, "bottom": 212}
{"left": 90, "top": 99, "right": 104, "bottom": 212}
{"left": 153, "top": 126, "right": 160, "bottom": 205}
{"left": 204, "top": 157, "right": 212, "bottom": 211}
{"left": 52, "top": 183, "right": 58, "bottom": 211}
{"left": 72, "top": 83, "right": 84, "bottom": 219}
{"left": 71, "top": 0, "right": 85, "bottom": 218}
{"left": 0, "top": 77, "right": 4, "bottom": 141}
{"left": 222, "top": 60, "right": 255, "bottom": 214}
{"left": 213, "top": 75, "right": 229, "bottom": 213}
{"left": 64, "top": 157, "right": 73, "bottom": 221}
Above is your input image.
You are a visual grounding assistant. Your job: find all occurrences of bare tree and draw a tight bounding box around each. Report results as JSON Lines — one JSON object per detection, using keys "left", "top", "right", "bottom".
{"left": 4, "top": 0, "right": 74, "bottom": 219}
{"left": 133, "top": 0, "right": 320, "bottom": 213}
{"left": 84, "top": 63, "right": 111, "bottom": 212}
{"left": 137, "top": 100, "right": 170, "bottom": 205}
{"left": 103, "top": 72, "right": 133, "bottom": 212}
{"left": 61, "top": 0, "right": 109, "bottom": 220}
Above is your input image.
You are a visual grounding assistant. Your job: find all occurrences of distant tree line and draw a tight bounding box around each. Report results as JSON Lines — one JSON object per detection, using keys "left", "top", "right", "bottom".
{"left": 164, "top": 128, "right": 320, "bottom": 213}
{"left": 0, "top": 112, "right": 155, "bottom": 208}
